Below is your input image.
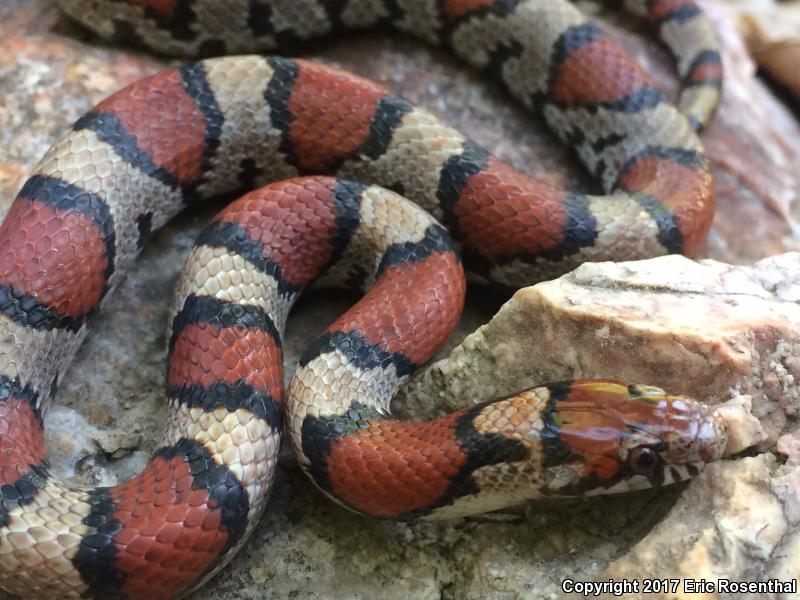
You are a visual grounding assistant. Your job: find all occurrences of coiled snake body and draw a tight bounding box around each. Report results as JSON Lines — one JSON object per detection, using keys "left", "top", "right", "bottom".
{"left": 0, "top": 0, "right": 728, "bottom": 598}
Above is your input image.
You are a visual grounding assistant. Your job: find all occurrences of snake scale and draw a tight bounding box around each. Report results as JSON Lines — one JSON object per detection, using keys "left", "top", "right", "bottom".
{"left": 0, "top": 0, "right": 729, "bottom": 598}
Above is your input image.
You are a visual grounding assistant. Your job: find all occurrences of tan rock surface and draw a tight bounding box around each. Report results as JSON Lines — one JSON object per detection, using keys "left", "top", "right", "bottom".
{"left": 720, "top": 0, "right": 800, "bottom": 100}
{"left": 605, "top": 454, "right": 792, "bottom": 599}
{"left": 401, "top": 255, "right": 798, "bottom": 448}
{"left": 403, "top": 254, "right": 800, "bottom": 598}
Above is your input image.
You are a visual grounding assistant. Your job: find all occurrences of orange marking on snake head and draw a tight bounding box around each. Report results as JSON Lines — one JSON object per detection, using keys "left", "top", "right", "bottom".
{"left": 549, "top": 380, "right": 726, "bottom": 491}
{"left": 0, "top": 197, "right": 108, "bottom": 318}
{"left": 617, "top": 156, "right": 714, "bottom": 256}
{"left": 287, "top": 61, "right": 389, "bottom": 173}
{"left": 94, "top": 68, "right": 207, "bottom": 185}
{"left": 551, "top": 381, "right": 632, "bottom": 480}
{"left": 455, "top": 157, "right": 570, "bottom": 258}
{"left": 110, "top": 455, "right": 228, "bottom": 600}
{"left": 0, "top": 399, "right": 45, "bottom": 486}
{"left": 551, "top": 37, "right": 653, "bottom": 105}
{"left": 325, "top": 414, "right": 468, "bottom": 517}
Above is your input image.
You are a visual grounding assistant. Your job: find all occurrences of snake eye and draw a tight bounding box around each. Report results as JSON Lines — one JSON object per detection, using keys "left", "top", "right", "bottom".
{"left": 629, "top": 446, "right": 660, "bottom": 475}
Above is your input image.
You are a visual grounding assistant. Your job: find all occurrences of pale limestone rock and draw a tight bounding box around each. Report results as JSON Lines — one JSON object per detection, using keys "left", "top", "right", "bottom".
{"left": 399, "top": 254, "right": 800, "bottom": 452}
{"left": 755, "top": 252, "right": 800, "bottom": 302}
{"left": 604, "top": 455, "right": 790, "bottom": 598}
{"left": 777, "top": 428, "right": 800, "bottom": 465}
{"left": 716, "top": 394, "right": 768, "bottom": 454}
{"left": 45, "top": 405, "right": 148, "bottom": 485}
{"left": 773, "top": 430, "right": 800, "bottom": 524}
{"left": 718, "top": 0, "right": 800, "bottom": 100}
{"left": 397, "top": 254, "right": 800, "bottom": 598}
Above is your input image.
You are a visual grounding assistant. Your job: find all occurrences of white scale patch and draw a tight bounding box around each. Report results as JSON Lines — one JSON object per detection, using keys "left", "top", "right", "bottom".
{"left": 0, "top": 482, "right": 93, "bottom": 599}
{"left": 191, "top": 0, "right": 267, "bottom": 53}
{"left": 487, "top": 209, "right": 666, "bottom": 285}
{"left": 678, "top": 85, "right": 720, "bottom": 129}
{"left": 394, "top": 0, "right": 441, "bottom": 44}
{"left": 449, "top": 0, "right": 586, "bottom": 107}
{"left": 287, "top": 347, "right": 405, "bottom": 468}
{"left": 56, "top": 0, "right": 204, "bottom": 55}
{"left": 585, "top": 193, "right": 667, "bottom": 257}
{"left": 171, "top": 245, "right": 294, "bottom": 334}
{"left": 660, "top": 16, "right": 718, "bottom": 76}
{"left": 266, "top": 0, "right": 332, "bottom": 41}
{"left": 424, "top": 462, "right": 544, "bottom": 520}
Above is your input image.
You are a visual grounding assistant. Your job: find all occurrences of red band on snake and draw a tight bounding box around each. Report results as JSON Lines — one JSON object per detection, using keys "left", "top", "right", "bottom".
{"left": 0, "top": 0, "right": 727, "bottom": 598}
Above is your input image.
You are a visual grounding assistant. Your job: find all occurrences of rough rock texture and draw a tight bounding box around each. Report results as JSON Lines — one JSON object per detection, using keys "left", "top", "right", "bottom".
{"left": 1, "top": 0, "right": 800, "bottom": 598}
{"left": 400, "top": 255, "right": 796, "bottom": 447}
{"left": 403, "top": 254, "right": 800, "bottom": 596}
{"left": 721, "top": 0, "right": 800, "bottom": 100}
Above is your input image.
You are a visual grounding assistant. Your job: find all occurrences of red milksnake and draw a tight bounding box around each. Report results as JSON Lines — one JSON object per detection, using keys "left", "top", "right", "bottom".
{"left": 0, "top": 1, "right": 727, "bottom": 597}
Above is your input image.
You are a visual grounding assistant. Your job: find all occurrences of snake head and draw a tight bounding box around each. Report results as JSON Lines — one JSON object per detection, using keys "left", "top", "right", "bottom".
{"left": 540, "top": 380, "right": 728, "bottom": 496}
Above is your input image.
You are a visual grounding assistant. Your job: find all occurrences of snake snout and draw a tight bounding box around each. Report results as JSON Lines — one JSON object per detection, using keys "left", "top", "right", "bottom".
{"left": 694, "top": 407, "right": 728, "bottom": 463}
{"left": 662, "top": 397, "right": 728, "bottom": 469}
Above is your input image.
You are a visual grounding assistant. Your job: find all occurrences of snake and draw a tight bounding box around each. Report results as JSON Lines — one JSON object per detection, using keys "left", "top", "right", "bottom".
{"left": 0, "top": 0, "right": 730, "bottom": 598}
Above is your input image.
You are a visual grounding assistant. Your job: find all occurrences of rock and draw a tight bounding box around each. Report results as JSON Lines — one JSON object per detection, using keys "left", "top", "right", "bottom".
{"left": 604, "top": 455, "right": 791, "bottom": 598}
{"left": 400, "top": 255, "right": 798, "bottom": 450}
{"left": 777, "top": 428, "right": 800, "bottom": 465}
{"left": 44, "top": 405, "right": 147, "bottom": 486}
{"left": 717, "top": 394, "right": 767, "bottom": 454}
{"left": 754, "top": 251, "right": 800, "bottom": 301}
{"left": 93, "top": 430, "right": 143, "bottom": 460}
{"left": 400, "top": 253, "right": 800, "bottom": 596}
{"left": 719, "top": 0, "right": 800, "bottom": 100}
{"left": 45, "top": 405, "right": 106, "bottom": 479}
